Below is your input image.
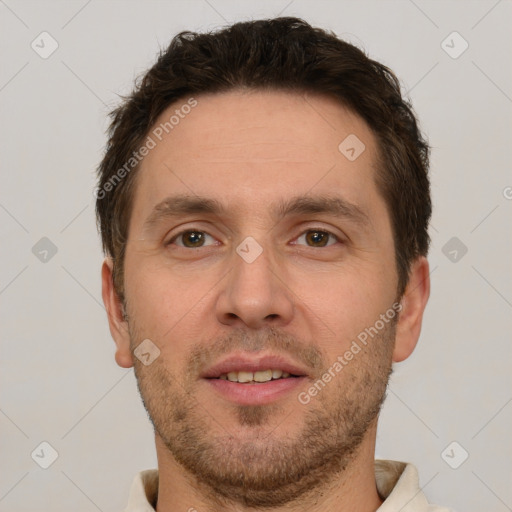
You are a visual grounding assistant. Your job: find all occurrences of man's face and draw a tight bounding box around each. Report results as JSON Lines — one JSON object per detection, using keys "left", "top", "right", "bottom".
{"left": 117, "top": 90, "right": 402, "bottom": 506}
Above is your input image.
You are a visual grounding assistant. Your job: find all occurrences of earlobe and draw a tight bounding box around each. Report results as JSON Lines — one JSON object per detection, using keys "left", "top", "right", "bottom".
{"left": 392, "top": 256, "right": 430, "bottom": 363}
{"left": 101, "top": 258, "right": 134, "bottom": 368}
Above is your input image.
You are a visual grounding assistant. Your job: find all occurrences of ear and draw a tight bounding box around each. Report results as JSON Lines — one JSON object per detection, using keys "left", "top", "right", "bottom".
{"left": 393, "top": 256, "right": 430, "bottom": 362}
{"left": 101, "top": 258, "right": 134, "bottom": 368}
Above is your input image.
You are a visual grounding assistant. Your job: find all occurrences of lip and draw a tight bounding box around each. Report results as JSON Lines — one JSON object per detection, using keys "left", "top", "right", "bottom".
{"left": 205, "top": 376, "right": 307, "bottom": 406}
{"left": 200, "top": 353, "right": 309, "bottom": 379}
{"left": 200, "top": 353, "right": 310, "bottom": 406}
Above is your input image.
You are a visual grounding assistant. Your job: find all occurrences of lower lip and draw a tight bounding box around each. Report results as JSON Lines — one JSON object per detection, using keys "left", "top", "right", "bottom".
{"left": 204, "top": 377, "right": 307, "bottom": 406}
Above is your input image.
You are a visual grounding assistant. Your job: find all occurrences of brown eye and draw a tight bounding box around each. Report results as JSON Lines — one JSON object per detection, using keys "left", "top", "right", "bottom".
{"left": 169, "top": 230, "right": 215, "bottom": 248}
{"left": 306, "top": 231, "right": 329, "bottom": 247}
{"left": 296, "top": 229, "right": 338, "bottom": 247}
{"left": 182, "top": 231, "right": 205, "bottom": 247}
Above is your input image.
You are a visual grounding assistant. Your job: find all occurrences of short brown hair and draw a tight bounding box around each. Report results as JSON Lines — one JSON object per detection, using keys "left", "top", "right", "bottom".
{"left": 96, "top": 17, "right": 431, "bottom": 301}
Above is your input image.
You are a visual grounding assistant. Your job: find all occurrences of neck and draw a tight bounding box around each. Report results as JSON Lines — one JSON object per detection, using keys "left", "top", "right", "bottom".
{"left": 154, "top": 425, "right": 383, "bottom": 512}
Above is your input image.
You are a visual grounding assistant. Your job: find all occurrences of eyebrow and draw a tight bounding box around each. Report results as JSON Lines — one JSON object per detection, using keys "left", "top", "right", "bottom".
{"left": 141, "top": 193, "right": 372, "bottom": 234}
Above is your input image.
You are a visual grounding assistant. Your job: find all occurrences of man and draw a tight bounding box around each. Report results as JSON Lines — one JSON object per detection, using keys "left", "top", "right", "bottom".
{"left": 96, "top": 17, "right": 450, "bottom": 511}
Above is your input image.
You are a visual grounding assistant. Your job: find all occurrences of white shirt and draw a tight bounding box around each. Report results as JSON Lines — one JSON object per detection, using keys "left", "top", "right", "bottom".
{"left": 124, "top": 460, "right": 453, "bottom": 511}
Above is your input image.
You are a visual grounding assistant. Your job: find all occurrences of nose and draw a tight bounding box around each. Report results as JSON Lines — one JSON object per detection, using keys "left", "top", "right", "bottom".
{"left": 215, "top": 242, "right": 294, "bottom": 329}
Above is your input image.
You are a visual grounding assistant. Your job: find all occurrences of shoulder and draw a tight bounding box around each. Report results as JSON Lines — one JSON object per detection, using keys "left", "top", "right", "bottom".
{"left": 375, "top": 460, "right": 455, "bottom": 512}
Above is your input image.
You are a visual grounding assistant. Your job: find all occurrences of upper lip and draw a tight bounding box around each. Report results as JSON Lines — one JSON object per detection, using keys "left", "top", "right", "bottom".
{"left": 200, "top": 353, "right": 309, "bottom": 379}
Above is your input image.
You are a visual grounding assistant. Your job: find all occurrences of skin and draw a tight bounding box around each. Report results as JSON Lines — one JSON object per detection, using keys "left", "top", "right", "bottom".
{"left": 101, "top": 90, "right": 430, "bottom": 512}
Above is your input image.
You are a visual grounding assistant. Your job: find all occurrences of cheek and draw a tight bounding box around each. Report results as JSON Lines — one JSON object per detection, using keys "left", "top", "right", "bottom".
{"left": 291, "top": 265, "right": 393, "bottom": 353}
{"left": 124, "top": 259, "right": 182, "bottom": 336}
{"left": 124, "top": 258, "right": 219, "bottom": 351}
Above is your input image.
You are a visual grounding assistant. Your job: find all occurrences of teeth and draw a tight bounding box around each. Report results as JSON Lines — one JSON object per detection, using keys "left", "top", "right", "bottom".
{"left": 272, "top": 369, "right": 283, "bottom": 379}
{"left": 254, "top": 369, "right": 272, "bottom": 382}
{"left": 219, "top": 369, "right": 294, "bottom": 383}
{"left": 237, "top": 371, "right": 253, "bottom": 383}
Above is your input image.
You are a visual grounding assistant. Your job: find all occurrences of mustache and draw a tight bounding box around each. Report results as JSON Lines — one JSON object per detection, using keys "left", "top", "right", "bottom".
{"left": 186, "top": 326, "right": 325, "bottom": 377}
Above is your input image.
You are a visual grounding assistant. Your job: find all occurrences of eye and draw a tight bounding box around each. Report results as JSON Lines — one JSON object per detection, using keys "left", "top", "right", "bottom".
{"left": 294, "top": 229, "right": 340, "bottom": 248}
{"left": 167, "top": 229, "right": 217, "bottom": 248}
{"left": 166, "top": 228, "right": 340, "bottom": 250}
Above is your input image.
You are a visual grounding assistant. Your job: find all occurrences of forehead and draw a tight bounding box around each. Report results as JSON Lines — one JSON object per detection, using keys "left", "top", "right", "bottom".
{"left": 131, "top": 89, "right": 383, "bottom": 224}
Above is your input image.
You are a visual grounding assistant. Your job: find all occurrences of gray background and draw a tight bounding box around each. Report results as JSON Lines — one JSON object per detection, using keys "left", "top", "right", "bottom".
{"left": 1, "top": 1, "right": 511, "bottom": 511}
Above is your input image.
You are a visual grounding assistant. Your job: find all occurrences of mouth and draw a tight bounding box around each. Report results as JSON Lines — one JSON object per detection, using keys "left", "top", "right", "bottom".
{"left": 201, "top": 354, "right": 309, "bottom": 405}
{"left": 212, "top": 368, "right": 299, "bottom": 383}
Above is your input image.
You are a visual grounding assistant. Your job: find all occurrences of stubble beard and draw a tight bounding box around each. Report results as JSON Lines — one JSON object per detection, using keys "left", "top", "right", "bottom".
{"left": 130, "top": 323, "right": 395, "bottom": 508}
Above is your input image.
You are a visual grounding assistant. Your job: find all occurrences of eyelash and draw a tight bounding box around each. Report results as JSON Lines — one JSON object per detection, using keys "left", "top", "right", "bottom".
{"left": 166, "top": 227, "right": 342, "bottom": 249}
